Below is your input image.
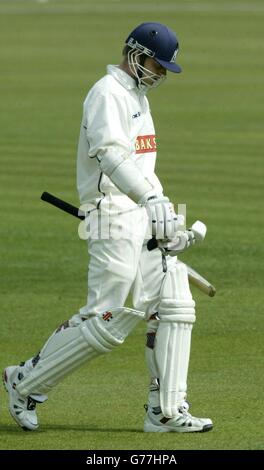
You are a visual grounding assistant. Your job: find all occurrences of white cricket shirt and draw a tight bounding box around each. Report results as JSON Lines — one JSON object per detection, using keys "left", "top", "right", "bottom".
{"left": 77, "top": 65, "right": 163, "bottom": 206}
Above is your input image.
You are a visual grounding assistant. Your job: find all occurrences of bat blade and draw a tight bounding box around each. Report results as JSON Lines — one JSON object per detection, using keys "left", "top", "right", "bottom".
{"left": 185, "top": 263, "right": 216, "bottom": 297}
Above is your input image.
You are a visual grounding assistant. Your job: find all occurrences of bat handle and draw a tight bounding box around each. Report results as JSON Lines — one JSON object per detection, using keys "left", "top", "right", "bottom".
{"left": 147, "top": 237, "right": 158, "bottom": 251}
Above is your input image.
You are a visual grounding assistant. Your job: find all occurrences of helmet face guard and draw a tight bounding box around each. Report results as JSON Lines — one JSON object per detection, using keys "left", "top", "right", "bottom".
{"left": 127, "top": 43, "right": 166, "bottom": 91}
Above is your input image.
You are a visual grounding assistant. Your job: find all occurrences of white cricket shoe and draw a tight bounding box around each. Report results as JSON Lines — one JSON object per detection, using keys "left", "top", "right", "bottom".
{"left": 144, "top": 405, "right": 213, "bottom": 433}
{"left": 3, "top": 365, "right": 45, "bottom": 431}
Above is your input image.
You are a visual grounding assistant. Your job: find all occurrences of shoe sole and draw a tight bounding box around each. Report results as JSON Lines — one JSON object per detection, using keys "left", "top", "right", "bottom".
{"left": 2, "top": 367, "right": 38, "bottom": 432}
{"left": 144, "top": 421, "right": 213, "bottom": 433}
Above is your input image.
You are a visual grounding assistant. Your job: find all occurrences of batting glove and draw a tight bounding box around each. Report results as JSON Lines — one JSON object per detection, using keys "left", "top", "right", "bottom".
{"left": 139, "top": 194, "right": 181, "bottom": 240}
{"left": 157, "top": 220, "right": 207, "bottom": 256}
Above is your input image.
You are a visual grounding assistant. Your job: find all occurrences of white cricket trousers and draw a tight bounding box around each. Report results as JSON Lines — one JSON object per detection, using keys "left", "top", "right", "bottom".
{"left": 78, "top": 195, "right": 169, "bottom": 320}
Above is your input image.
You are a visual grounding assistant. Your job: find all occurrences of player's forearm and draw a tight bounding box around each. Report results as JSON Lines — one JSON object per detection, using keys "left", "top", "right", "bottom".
{"left": 97, "top": 150, "right": 157, "bottom": 203}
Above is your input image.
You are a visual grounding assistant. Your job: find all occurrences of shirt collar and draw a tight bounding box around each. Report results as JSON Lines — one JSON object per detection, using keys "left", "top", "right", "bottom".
{"left": 107, "top": 65, "right": 137, "bottom": 90}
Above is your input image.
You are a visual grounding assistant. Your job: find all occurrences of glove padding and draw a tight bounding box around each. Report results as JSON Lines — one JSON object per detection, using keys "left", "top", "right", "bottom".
{"left": 143, "top": 195, "right": 181, "bottom": 240}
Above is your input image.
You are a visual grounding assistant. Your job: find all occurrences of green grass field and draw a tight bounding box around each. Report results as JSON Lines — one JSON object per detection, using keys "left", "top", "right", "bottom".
{"left": 0, "top": 0, "right": 263, "bottom": 450}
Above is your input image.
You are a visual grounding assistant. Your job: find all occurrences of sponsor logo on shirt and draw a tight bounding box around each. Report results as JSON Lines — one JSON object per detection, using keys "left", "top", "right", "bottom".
{"left": 135, "top": 134, "right": 156, "bottom": 154}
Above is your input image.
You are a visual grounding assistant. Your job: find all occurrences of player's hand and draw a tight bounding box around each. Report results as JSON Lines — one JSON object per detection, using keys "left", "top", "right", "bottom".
{"left": 140, "top": 194, "right": 181, "bottom": 239}
{"left": 157, "top": 220, "right": 207, "bottom": 256}
{"left": 158, "top": 230, "right": 195, "bottom": 255}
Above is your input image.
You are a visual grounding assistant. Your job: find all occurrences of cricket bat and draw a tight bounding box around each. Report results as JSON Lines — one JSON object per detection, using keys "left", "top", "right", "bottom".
{"left": 41, "top": 191, "right": 216, "bottom": 297}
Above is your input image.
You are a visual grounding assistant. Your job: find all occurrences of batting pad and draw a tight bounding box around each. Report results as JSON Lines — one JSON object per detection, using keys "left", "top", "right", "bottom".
{"left": 155, "top": 265, "right": 196, "bottom": 418}
{"left": 16, "top": 307, "right": 144, "bottom": 397}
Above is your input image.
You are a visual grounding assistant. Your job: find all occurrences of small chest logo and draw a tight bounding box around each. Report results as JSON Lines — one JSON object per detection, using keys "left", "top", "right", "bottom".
{"left": 135, "top": 135, "right": 156, "bottom": 154}
{"left": 102, "top": 311, "right": 113, "bottom": 322}
{"left": 132, "top": 111, "right": 141, "bottom": 119}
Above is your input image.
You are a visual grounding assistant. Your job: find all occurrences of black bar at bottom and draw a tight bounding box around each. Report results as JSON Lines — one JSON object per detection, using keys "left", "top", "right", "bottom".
{"left": 0, "top": 450, "right": 262, "bottom": 465}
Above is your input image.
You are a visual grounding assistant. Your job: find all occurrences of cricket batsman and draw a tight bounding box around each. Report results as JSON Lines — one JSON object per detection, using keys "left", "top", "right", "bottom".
{"left": 3, "top": 22, "right": 213, "bottom": 433}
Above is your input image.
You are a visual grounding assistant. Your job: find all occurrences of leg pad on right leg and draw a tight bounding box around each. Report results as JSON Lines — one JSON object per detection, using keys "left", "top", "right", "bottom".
{"left": 16, "top": 307, "right": 144, "bottom": 397}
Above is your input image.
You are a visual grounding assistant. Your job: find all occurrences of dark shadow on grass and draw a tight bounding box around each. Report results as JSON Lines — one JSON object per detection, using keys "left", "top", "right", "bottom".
{"left": 0, "top": 424, "right": 142, "bottom": 434}
{"left": 0, "top": 425, "right": 30, "bottom": 435}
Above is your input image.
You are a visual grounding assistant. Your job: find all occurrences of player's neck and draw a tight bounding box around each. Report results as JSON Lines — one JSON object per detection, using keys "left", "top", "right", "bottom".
{"left": 118, "top": 60, "right": 134, "bottom": 79}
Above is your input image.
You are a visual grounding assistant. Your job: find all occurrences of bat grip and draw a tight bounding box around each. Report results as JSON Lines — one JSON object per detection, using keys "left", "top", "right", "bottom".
{"left": 41, "top": 191, "right": 85, "bottom": 220}
{"left": 147, "top": 237, "right": 158, "bottom": 251}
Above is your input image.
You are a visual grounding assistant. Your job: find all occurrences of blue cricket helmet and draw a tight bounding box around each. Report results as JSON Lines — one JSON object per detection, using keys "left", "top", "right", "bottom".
{"left": 125, "top": 22, "right": 181, "bottom": 73}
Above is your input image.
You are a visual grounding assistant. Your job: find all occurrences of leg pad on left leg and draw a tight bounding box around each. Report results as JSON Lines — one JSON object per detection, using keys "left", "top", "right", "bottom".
{"left": 155, "top": 264, "right": 196, "bottom": 418}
